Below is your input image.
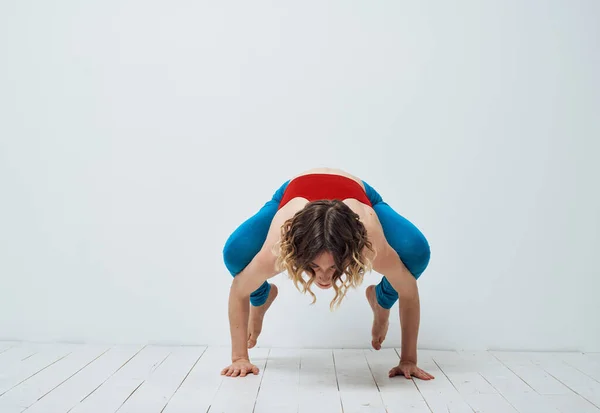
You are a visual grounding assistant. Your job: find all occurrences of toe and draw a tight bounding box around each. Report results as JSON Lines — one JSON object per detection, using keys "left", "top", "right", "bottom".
{"left": 247, "top": 335, "right": 257, "bottom": 349}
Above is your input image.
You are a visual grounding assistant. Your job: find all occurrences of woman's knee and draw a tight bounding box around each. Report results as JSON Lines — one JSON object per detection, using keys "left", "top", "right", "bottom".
{"left": 223, "top": 226, "right": 263, "bottom": 276}
{"left": 372, "top": 203, "right": 430, "bottom": 278}
{"left": 400, "top": 233, "right": 430, "bottom": 279}
{"left": 403, "top": 236, "right": 431, "bottom": 278}
{"left": 223, "top": 186, "right": 285, "bottom": 276}
{"left": 223, "top": 234, "right": 245, "bottom": 276}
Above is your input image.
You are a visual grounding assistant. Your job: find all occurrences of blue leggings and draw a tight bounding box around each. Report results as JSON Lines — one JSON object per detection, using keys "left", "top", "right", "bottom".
{"left": 222, "top": 179, "right": 430, "bottom": 309}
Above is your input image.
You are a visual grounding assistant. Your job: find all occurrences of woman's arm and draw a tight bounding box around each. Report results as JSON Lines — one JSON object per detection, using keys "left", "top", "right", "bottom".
{"left": 228, "top": 252, "right": 276, "bottom": 363}
{"left": 359, "top": 204, "right": 434, "bottom": 380}
{"left": 375, "top": 249, "right": 433, "bottom": 380}
{"left": 374, "top": 245, "right": 420, "bottom": 361}
{"left": 222, "top": 204, "right": 297, "bottom": 377}
{"left": 221, "top": 250, "right": 280, "bottom": 377}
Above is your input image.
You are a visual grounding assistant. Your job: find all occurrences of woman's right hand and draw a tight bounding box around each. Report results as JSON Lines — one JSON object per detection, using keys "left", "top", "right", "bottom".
{"left": 221, "top": 359, "right": 259, "bottom": 377}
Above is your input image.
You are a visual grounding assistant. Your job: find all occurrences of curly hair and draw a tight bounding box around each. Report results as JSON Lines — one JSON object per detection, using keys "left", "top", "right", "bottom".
{"left": 274, "top": 199, "right": 376, "bottom": 310}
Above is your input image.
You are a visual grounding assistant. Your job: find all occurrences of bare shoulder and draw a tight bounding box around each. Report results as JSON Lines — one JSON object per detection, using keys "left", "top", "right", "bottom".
{"left": 343, "top": 199, "right": 388, "bottom": 254}
{"left": 351, "top": 203, "right": 397, "bottom": 274}
{"left": 347, "top": 203, "right": 415, "bottom": 291}
{"left": 260, "top": 198, "right": 307, "bottom": 260}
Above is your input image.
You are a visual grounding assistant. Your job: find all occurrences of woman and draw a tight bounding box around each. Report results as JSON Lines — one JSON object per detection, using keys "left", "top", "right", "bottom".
{"left": 221, "top": 167, "right": 434, "bottom": 380}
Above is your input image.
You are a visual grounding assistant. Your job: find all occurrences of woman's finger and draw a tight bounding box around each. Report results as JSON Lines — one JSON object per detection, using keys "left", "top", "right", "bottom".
{"left": 420, "top": 369, "right": 435, "bottom": 380}
{"left": 415, "top": 369, "right": 431, "bottom": 380}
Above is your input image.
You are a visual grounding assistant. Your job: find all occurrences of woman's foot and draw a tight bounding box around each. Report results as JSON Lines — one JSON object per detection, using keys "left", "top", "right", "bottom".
{"left": 248, "top": 284, "right": 278, "bottom": 348}
{"left": 366, "top": 285, "right": 390, "bottom": 350}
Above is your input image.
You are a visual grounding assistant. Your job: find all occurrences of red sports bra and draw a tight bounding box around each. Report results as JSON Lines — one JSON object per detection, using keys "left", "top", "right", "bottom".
{"left": 277, "top": 174, "right": 372, "bottom": 210}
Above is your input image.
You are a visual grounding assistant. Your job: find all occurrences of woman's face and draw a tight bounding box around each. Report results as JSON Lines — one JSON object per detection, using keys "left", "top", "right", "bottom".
{"left": 309, "top": 251, "right": 336, "bottom": 289}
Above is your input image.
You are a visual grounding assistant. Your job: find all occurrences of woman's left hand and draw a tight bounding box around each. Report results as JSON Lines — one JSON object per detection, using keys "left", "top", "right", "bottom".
{"left": 389, "top": 361, "right": 435, "bottom": 380}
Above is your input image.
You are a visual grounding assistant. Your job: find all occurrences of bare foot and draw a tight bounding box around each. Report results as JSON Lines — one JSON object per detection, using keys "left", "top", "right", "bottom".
{"left": 248, "top": 284, "right": 278, "bottom": 349}
{"left": 366, "top": 285, "right": 390, "bottom": 350}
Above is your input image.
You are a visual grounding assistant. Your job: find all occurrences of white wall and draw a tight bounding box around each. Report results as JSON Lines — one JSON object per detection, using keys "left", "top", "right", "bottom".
{"left": 1, "top": 0, "right": 599, "bottom": 352}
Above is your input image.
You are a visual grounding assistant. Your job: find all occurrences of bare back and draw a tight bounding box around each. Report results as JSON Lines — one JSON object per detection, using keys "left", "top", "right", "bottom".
{"left": 258, "top": 167, "right": 386, "bottom": 276}
{"left": 290, "top": 167, "right": 366, "bottom": 191}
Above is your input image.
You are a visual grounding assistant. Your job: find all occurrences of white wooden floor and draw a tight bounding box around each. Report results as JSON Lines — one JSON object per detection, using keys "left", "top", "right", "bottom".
{"left": 0, "top": 342, "right": 599, "bottom": 413}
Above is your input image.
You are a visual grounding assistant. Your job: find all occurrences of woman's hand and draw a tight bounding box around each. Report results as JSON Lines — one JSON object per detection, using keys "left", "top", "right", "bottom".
{"left": 221, "top": 359, "right": 260, "bottom": 377}
{"left": 389, "top": 361, "right": 435, "bottom": 380}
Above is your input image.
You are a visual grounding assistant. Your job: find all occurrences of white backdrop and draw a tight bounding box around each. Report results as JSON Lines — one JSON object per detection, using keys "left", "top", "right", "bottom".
{"left": 1, "top": 0, "right": 599, "bottom": 352}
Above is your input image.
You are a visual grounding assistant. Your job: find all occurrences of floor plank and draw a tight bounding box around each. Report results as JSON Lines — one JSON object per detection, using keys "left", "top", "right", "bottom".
{"left": 364, "top": 348, "right": 431, "bottom": 412}
{"left": 499, "top": 392, "right": 564, "bottom": 413}
{"left": 208, "top": 347, "right": 270, "bottom": 413}
{"left": 565, "top": 354, "right": 600, "bottom": 383}
{"left": 0, "top": 345, "right": 42, "bottom": 372}
{"left": 544, "top": 394, "right": 600, "bottom": 413}
{"left": 25, "top": 345, "right": 144, "bottom": 413}
{"left": 535, "top": 356, "right": 600, "bottom": 408}
{"left": 0, "top": 344, "right": 110, "bottom": 413}
{"left": 409, "top": 350, "right": 476, "bottom": 413}
{"left": 0, "top": 342, "right": 21, "bottom": 355}
{"left": 431, "top": 351, "right": 499, "bottom": 396}
{"left": 117, "top": 346, "right": 206, "bottom": 413}
{"left": 69, "top": 345, "right": 173, "bottom": 413}
{"left": 297, "top": 349, "right": 342, "bottom": 413}
{"left": 456, "top": 351, "right": 536, "bottom": 399}
{"left": 491, "top": 351, "right": 572, "bottom": 395}
{"left": 253, "top": 348, "right": 301, "bottom": 413}
{"left": 0, "top": 343, "right": 598, "bottom": 413}
{"left": 0, "top": 344, "right": 74, "bottom": 396}
{"left": 463, "top": 394, "right": 519, "bottom": 413}
{"left": 162, "top": 346, "right": 227, "bottom": 413}
{"left": 334, "top": 349, "right": 386, "bottom": 413}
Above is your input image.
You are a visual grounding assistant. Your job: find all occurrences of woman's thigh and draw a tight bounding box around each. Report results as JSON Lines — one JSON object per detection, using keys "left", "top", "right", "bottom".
{"left": 222, "top": 180, "right": 290, "bottom": 276}
{"left": 363, "top": 181, "right": 430, "bottom": 278}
